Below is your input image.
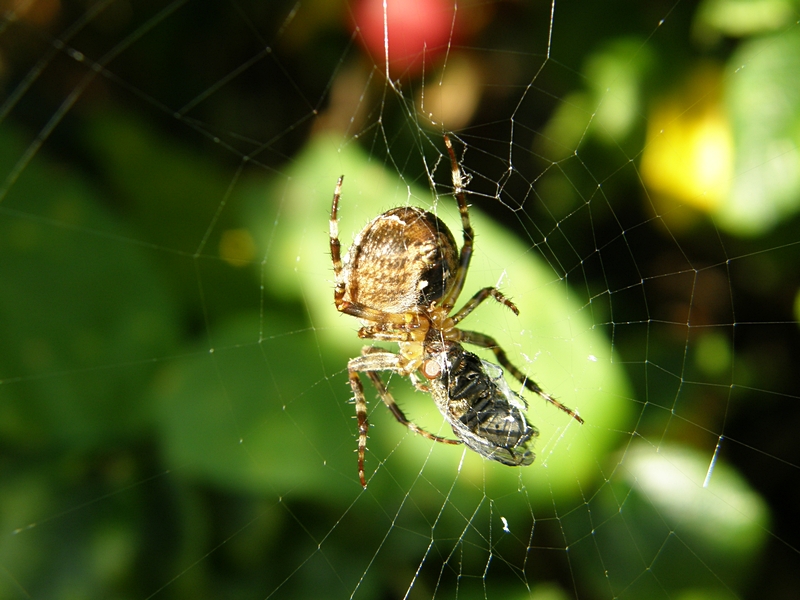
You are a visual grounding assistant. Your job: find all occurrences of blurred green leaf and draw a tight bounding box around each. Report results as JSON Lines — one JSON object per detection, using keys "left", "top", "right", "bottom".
{"left": 583, "top": 37, "right": 655, "bottom": 144}
{"left": 0, "top": 457, "right": 150, "bottom": 599}
{"left": 724, "top": 29, "right": 800, "bottom": 234}
{"left": 82, "top": 114, "right": 231, "bottom": 255}
{"left": 154, "top": 310, "right": 355, "bottom": 497}
{"left": 565, "top": 441, "right": 769, "bottom": 597}
{"left": 81, "top": 112, "right": 265, "bottom": 322}
{"left": 0, "top": 127, "right": 179, "bottom": 449}
{"left": 695, "top": 0, "right": 797, "bottom": 40}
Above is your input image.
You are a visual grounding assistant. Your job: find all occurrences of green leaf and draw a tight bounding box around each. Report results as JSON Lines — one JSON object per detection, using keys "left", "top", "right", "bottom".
{"left": 565, "top": 441, "right": 770, "bottom": 597}
{"left": 695, "top": 0, "right": 797, "bottom": 40}
{"left": 723, "top": 29, "right": 800, "bottom": 234}
{"left": 154, "top": 310, "right": 355, "bottom": 496}
{"left": 0, "top": 127, "right": 179, "bottom": 449}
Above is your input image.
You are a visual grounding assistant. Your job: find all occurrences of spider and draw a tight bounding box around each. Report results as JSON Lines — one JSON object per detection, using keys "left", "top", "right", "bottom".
{"left": 329, "top": 135, "right": 583, "bottom": 488}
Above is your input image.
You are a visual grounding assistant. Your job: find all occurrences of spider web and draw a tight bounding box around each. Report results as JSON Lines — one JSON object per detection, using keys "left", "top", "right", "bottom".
{"left": 1, "top": 1, "right": 798, "bottom": 599}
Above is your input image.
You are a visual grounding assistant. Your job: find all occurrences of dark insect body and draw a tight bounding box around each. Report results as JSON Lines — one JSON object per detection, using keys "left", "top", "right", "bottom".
{"left": 426, "top": 340, "right": 537, "bottom": 467}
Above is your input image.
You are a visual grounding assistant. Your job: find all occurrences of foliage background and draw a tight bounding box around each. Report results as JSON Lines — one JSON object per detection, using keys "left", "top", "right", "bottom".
{"left": 1, "top": 0, "right": 799, "bottom": 598}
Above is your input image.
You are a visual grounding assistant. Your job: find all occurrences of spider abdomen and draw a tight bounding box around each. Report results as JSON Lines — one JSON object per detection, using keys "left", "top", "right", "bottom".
{"left": 341, "top": 207, "right": 459, "bottom": 313}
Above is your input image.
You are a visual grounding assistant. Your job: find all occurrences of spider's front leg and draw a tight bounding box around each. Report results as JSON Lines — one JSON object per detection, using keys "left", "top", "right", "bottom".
{"left": 440, "top": 135, "right": 474, "bottom": 312}
{"left": 346, "top": 365, "right": 371, "bottom": 489}
{"left": 346, "top": 350, "right": 404, "bottom": 488}
{"left": 456, "top": 329, "right": 584, "bottom": 424}
{"left": 449, "top": 287, "right": 519, "bottom": 325}
{"left": 329, "top": 176, "right": 416, "bottom": 327}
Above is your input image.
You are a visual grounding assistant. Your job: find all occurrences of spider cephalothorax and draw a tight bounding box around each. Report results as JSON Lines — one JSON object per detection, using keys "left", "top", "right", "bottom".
{"left": 329, "top": 135, "right": 582, "bottom": 488}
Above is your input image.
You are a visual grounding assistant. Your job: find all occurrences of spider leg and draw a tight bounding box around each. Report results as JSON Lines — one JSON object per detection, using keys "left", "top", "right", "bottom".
{"left": 408, "top": 371, "right": 431, "bottom": 393}
{"left": 329, "top": 176, "right": 345, "bottom": 280}
{"left": 346, "top": 351, "right": 404, "bottom": 488}
{"left": 441, "top": 135, "right": 474, "bottom": 312}
{"left": 361, "top": 346, "right": 459, "bottom": 445}
{"left": 339, "top": 303, "right": 414, "bottom": 325}
{"left": 364, "top": 371, "right": 460, "bottom": 446}
{"left": 450, "top": 286, "right": 519, "bottom": 325}
{"left": 346, "top": 367, "right": 371, "bottom": 488}
{"left": 356, "top": 322, "right": 427, "bottom": 343}
{"left": 454, "top": 329, "right": 584, "bottom": 424}
{"left": 329, "top": 176, "right": 416, "bottom": 326}
{"left": 347, "top": 349, "right": 460, "bottom": 488}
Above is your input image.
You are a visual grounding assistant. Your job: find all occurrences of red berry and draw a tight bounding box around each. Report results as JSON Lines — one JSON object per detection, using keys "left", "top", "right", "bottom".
{"left": 352, "top": 0, "right": 456, "bottom": 77}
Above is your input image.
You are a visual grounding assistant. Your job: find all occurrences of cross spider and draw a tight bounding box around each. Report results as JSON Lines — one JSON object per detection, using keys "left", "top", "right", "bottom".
{"left": 329, "top": 135, "right": 583, "bottom": 488}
